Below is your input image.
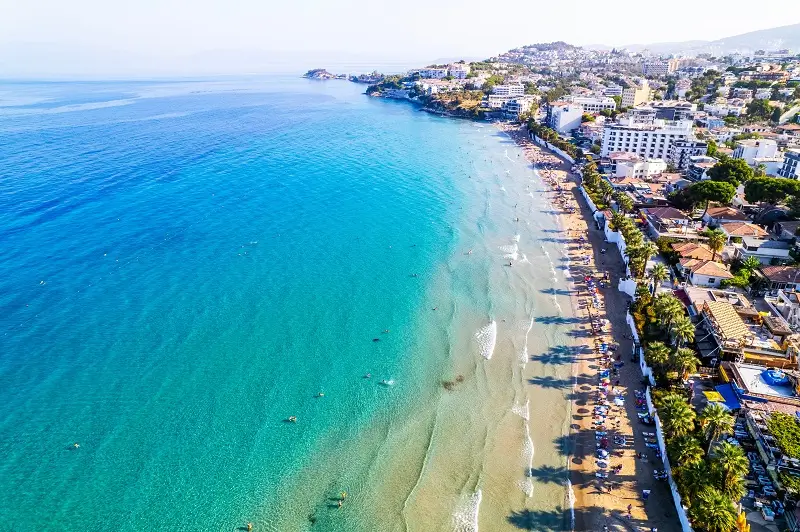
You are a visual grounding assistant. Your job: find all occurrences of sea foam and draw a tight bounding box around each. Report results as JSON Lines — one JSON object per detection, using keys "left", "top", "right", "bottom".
{"left": 452, "top": 490, "right": 482, "bottom": 532}
{"left": 475, "top": 321, "right": 497, "bottom": 360}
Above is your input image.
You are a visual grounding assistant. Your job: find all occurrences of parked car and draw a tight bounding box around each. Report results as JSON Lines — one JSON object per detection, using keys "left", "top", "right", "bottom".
{"left": 772, "top": 500, "right": 785, "bottom": 516}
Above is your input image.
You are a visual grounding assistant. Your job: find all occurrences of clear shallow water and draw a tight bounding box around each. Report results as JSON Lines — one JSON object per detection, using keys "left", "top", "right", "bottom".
{"left": 0, "top": 78, "right": 576, "bottom": 531}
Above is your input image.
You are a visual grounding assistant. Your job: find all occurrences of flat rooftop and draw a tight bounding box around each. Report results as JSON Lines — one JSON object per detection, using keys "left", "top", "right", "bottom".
{"left": 737, "top": 363, "right": 794, "bottom": 398}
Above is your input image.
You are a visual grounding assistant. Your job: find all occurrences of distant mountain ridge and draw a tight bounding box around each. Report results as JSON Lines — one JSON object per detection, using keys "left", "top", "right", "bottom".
{"left": 587, "top": 23, "right": 800, "bottom": 56}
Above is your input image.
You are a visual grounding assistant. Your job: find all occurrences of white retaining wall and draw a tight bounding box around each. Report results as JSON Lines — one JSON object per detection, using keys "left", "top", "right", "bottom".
{"left": 618, "top": 278, "right": 637, "bottom": 298}
{"left": 654, "top": 414, "right": 695, "bottom": 532}
{"left": 579, "top": 185, "right": 599, "bottom": 215}
{"left": 626, "top": 312, "right": 655, "bottom": 386}
{"left": 530, "top": 134, "right": 576, "bottom": 164}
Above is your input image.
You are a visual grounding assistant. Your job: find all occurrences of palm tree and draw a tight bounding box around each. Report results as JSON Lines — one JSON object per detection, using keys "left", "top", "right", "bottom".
{"left": 658, "top": 393, "right": 696, "bottom": 438}
{"left": 676, "top": 460, "right": 711, "bottom": 504}
{"left": 705, "top": 229, "right": 726, "bottom": 262}
{"left": 700, "top": 403, "right": 735, "bottom": 453}
{"left": 691, "top": 487, "right": 737, "bottom": 532}
{"left": 645, "top": 341, "right": 671, "bottom": 368}
{"left": 614, "top": 192, "right": 634, "bottom": 213}
{"left": 653, "top": 293, "right": 685, "bottom": 333}
{"left": 649, "top": 263, "right": 669, "bottom": 294}
{"left": 672, "top": 347, "right": 699, "bottom": 379}
{"left": 671, "top": 316, "right": 695, "bottom": 347}
{"left": 711, "top": 441, "right": 749, "bottom": 494}
{"left": 598, "top": 180, "right": 614, "bottom": 204}
{"left": 668, "top": 435, "right": 704, "bottom": 467}
{"left": 610, "top": 211, "right": 626, "bottom": 232}
{"left": 740, "top": 255, "right": 761, "bottom": 273}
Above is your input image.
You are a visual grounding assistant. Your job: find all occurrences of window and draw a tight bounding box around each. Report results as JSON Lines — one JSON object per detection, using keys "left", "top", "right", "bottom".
{"left": 708, "top": 278, "right": 716, "bottom": 284}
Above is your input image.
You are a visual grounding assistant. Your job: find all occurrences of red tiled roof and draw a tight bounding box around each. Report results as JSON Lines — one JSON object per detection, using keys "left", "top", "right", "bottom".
{"left": 721, "top": 222, "right": 768, "bottom": 238}
{"left": 643, "top": 207, "right": 689, "bottom": 220}
{"left": 672, "top": 242, "right": 715, "bottom": 260}
{"left": 760, "top": 265, "right": 800, "bottom": 283}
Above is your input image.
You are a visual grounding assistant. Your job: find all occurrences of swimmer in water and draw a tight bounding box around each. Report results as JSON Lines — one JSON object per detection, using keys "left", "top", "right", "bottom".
{"left": 316, "top": 392, "right": 325, "bottom": 398}
{"left": 364, "top": 373, "right": 372, "bottom": 379}
{"left": 288, "top": 416, "right": 297, "bottom": 423}
{"left": 467, "top": 249, "right": 473, "bottom": 255}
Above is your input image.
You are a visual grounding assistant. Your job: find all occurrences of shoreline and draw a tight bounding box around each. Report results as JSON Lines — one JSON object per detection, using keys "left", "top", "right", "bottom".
{"left": 498, "top": 123, "right": 678, "bottom": 531}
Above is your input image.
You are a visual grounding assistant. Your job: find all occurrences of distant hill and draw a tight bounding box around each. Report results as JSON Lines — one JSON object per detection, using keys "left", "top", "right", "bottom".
{"left": 587, "top": 23, "right": 800, "bottom": 56}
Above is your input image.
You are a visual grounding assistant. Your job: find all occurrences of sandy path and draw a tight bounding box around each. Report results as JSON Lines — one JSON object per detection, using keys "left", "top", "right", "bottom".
{"left": 498, "top": 124, "right": 678, "bottom": 531}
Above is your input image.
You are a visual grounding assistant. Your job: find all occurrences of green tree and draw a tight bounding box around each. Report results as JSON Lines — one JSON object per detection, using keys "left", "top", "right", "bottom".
{"left": 672, "top": 346, "right": 699, "bottom": 377}
{"left": 668, "top": 435, "right": 705, "bottom": 467}
{"left": 687, "top": 181, "right": 737, "bottom": 219}
{"left": 649, "top": 263, "right": 669, "bottom": 292}
{"left": 676, "top": 460, "right": 710, "bottom": 504}
{"left": 740, "top": 255, "right": 761, "bottom": 273}
{"left": 704, "top": 229, "right": 726, "bottom": 262}
{"left": 700, "top": 403, "right": 735, "bottom": 452}
{"left": 614, "top": 192, "right": 634, "bottom": 213}
{"left": 744, "top": 177, "right": 800, "bottom": 205}
{"left": 691, "top": 487, "right": 737, "bottom": 532}
{"left": 746, "top": 98, "right": 772, "bottom": 120}
{"left": 671, "top": 317, "right": 696, "bottom": 348}
{"left": 706, "top": 139, "right": 719, "bottom": 158}
{"left": 707, "top": 157, "right": 754, "bottom": 186}
{"left": 658, "top": 392, "right": 696, "bottom": 438}
{"left": 770, "top": 107, "right": 782, "bottom": 123}
{"left": 609, "top": 211, "right": 626, "bottom": 232}
{"left": 711, "top": 441, "right": 749, "bottom": 500}
{"left": 653, "top": 293, "right": 685, "bottom": 332}
{"left": 598, "top": 180, "right": 614, "bottom": 205}
{"left": 645, "top": 341, "right": 671, "bottom": 368}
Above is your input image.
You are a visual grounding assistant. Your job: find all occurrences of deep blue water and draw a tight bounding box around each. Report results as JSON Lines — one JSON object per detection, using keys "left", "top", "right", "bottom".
{"left": 0, "top": 77, "right": 476, "bottom": 530}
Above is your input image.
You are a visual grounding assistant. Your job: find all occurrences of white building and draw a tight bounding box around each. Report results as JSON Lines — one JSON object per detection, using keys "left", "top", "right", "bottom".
{"left": 503, "top": 96, "right": 538, "bottom": 118}
{"left": 604, "top": 84, "right": 623, "bottom": 96}
{"left": 600, "top": 117, "right": 694, "bottom": 159}
{"left": 448, "top": 64, "right": 470, "bottom": 79}
{"left": 486, "top": 95, "right": 516, "bottom": 109}
{"left": 675, "top": 79, "right": 691, "bottom": 99}
{"left": 754, "top": 88, "right": 772, "bottom": 100}
{"left": 732, "top": 139, "right": 778, "bottom": 165}
{"left": 569, "top": 96, "right": 616, "bottom": 113}
{"left": 752, "top": 156, "right": 785, "bottom": 176}
{"left": 492, "top": 84, "right": 525, "bottom": 96}
{"left": 668, "top": 140, "right": 709, "bottom": 170}
{"left": 418, "top": 68, "right": 448, "bottom": 79}
{"left": 642, "top": 59, "right": 680, "bottom": 77}
{"left": 704, "top": 102, "right": 746, "bottom": 117}
{"left": 730, "top": 87, "right": 754, "bottom": 99}
{"left": 615, "top": 158, "right": 668, "bottom": 178}
{"left": 778, "top": 149, "right": 800, "bottom": 179}
{"left": 547, "top": 102, "right": 584, "bottom": 134}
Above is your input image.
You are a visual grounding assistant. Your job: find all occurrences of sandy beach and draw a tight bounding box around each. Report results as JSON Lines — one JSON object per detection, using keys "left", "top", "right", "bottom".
{"left": 499, "top": 123, "right": 679, "bottom": 531}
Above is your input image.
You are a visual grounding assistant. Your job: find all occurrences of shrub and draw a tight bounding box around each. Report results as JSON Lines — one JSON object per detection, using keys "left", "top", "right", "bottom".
{"left": 767, "top": 413, "right": 800, "bottom": 459}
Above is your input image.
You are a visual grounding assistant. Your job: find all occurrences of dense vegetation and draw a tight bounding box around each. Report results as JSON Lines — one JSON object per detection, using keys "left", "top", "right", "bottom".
{"left": 767, "top": 413, "right": 800, "bottom": 460}
{"left": 630, "top": 288, "right": 744, "bottom": 531}
{"left": 526, "top": 120, "right": 577, "bottom": 159}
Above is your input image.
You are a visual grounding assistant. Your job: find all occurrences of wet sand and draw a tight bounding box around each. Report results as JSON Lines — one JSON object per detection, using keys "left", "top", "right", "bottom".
{"left": 499, "top": 123, "right": 678, "bottom": 531}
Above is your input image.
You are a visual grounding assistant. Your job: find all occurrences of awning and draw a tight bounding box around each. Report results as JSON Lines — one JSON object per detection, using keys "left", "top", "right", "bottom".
{"left": 714, "top": 384, "right": 742, "bottom": 411}
{"left": 704, "top": 391, "right": 725, "bottom": 402}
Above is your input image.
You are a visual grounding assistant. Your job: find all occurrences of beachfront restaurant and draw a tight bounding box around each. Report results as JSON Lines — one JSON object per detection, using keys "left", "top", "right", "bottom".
{"left": 699, "top": 300, "right": 800, "bottom": 365}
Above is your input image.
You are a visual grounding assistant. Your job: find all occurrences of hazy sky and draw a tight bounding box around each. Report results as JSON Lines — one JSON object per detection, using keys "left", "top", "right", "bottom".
{"left": 2, "top": 0, "right": 800, "bottom": 76}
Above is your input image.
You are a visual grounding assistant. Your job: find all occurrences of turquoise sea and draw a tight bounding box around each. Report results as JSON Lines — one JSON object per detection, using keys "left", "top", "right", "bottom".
{"left": 0, "top": 77, "right": 578, "bottom": 531}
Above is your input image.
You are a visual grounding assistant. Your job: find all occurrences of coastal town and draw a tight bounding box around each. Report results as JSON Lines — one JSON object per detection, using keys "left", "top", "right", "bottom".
{"left": 357, "top": 41, "right": 800, "bottom": 532}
